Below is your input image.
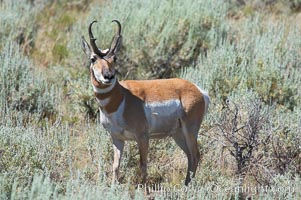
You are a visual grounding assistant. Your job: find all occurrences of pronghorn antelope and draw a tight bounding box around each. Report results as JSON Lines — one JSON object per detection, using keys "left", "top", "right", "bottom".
{"left": 81, "top": 20, "right": 210, "bottom": 186}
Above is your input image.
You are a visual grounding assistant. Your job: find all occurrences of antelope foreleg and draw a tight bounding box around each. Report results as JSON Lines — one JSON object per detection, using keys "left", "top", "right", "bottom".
{"left": 112, "top": 138, "right": 124, "bottom": 184}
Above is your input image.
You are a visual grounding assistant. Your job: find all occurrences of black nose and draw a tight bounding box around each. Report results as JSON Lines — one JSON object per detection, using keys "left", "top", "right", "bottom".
{"left": 104, "top": 72, "right": 114, "bottom": 80}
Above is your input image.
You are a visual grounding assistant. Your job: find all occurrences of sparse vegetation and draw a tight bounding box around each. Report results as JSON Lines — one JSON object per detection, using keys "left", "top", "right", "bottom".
{"left": 0, "top": 0, "right": 301, "bottom": 199}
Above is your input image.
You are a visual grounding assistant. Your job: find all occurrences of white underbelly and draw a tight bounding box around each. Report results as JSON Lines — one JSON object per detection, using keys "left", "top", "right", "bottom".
{"left": 144, "top": 99, "right": 183, "bottom": 135}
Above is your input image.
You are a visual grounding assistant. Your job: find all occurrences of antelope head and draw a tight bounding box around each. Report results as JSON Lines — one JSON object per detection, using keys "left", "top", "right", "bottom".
{"left": 81, "top": 20, "right": 122, "bottom": 86}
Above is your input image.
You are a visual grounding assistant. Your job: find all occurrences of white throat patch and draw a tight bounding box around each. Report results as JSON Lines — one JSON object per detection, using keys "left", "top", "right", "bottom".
{"left": 96, "top": 96, "right": 111, "bottom": 107}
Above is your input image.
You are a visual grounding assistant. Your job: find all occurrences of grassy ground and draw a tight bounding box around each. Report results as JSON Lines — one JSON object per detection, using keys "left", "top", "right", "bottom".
{"left": 1, "top": 0, "right": 301, "bottom": 199}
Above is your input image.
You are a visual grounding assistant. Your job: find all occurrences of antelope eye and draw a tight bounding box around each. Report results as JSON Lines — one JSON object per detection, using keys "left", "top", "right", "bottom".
{"left": 90, "top": 57, "right": 96, "bottom": 63}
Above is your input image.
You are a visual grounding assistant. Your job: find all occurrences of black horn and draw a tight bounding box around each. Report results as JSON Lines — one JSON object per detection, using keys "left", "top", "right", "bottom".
{"left": 105, "top": 20, "right": 122, "bottom": 58}
{"left": 89, "top": 21, "right": 107, "bottom": 57}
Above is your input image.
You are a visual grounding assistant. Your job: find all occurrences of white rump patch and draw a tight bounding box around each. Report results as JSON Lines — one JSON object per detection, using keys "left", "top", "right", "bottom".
{"left": 194, "top": 84, "right": 210, "bottom": 113}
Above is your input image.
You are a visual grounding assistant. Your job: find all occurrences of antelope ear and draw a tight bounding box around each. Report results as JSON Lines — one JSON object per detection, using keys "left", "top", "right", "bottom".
{"left": 81, "top": 36, "right": 91, "bottom": 58}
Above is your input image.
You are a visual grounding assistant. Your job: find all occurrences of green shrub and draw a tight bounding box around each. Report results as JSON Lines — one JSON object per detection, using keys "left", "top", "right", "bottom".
{"left": 0, "top": 124, "right": 71, "bottom": 198}
{"left": 52, "top": 43, "right": 69, "bottom": 62}
{"left": 70, "top": 0, "right": 228, "bottom": 79}
{"left": 1, "top": 0, "right": 301, "bottom": 199}
{"left": 0, "top": 0, "right": 45, "bottom": 53}
{"left": 0, "top": 42, "right": 58, "bottom": 122}
{"left": 229, "top": 0, "right": 301, "bottom": 13}
{"left": 267, "top": 108, "right": 301, "bottom": 176}
{"left": 182, "top": 17, "right": 301, "bottom": 110}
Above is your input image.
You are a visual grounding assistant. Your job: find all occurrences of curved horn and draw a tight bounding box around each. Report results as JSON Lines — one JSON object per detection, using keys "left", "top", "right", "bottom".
{"left": 105, "top": 20, "right": 122, "bottom": 58}
{"left": 112, "top": 20, "right": 121, "bottom": 35}
{"left": 89, "top": 20, "right": 107, "bottom": 57}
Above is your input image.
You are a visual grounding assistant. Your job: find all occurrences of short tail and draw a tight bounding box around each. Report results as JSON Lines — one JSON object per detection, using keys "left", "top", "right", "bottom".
{"left": 194, "top": 84, "right": 210, "bottom": 114}
{"left": 201, "top": 90, "right": 210, "bottom": 114}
